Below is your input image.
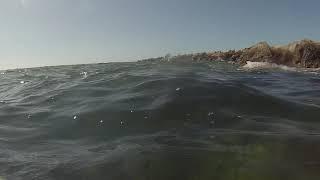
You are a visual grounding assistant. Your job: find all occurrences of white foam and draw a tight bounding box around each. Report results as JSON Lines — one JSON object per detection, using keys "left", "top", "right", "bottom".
{"left": 242, "top": 61, "right": 320, "bottom": 75}
{"left": 242, "top": 61, "right": 296, "bottom": 71}
{"left": 80, "top": 71, "right": 88, "bottom": 79}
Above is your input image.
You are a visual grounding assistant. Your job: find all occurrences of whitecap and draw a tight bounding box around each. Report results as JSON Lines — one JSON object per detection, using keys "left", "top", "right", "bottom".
{"left": 242, "top": 61, "right": 296, "bottom": 71}
{"left": 80, "top": 71, "right": 88, "bottom": 79}
{"left": 243, "top": 61, "right": 320, "bottom": 75}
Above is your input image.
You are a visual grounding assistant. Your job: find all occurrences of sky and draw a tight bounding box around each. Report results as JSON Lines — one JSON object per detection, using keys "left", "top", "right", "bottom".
{"left": 0, "top": 0, "right": 320, "bottom": 69}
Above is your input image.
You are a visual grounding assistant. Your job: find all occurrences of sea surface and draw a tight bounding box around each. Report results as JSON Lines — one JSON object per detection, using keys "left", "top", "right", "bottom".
{"left": 1, "top": 58, "right": 320, "bottom": 180}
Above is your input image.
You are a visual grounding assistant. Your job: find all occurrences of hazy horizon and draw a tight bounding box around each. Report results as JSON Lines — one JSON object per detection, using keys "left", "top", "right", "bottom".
{"left": 1, "top": 0, "right": 320, "bottom": 69}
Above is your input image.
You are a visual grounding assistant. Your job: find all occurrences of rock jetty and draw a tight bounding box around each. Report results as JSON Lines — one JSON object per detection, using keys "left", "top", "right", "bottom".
{"left": 192, "top": 39, "right": 320, "bottom": 68}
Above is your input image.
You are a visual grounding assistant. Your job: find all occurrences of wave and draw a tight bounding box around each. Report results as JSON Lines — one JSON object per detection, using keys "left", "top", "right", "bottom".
{"left": 242, "top": 61, "right": 297, "bottom": 71}
{"left": 1, "top": 60, "right": 320, "bottom": 179}
{"left": 243, "top": 61, "right": 320, "bottom": 75}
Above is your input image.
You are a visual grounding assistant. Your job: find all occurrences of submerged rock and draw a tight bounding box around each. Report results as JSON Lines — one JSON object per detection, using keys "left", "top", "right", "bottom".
{"left": 192, "top": 39, "right": 320, "bottom": 68}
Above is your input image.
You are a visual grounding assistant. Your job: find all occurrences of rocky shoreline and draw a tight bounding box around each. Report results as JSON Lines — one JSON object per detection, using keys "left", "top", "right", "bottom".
{"left": 192, "top": 39, "right": 320, "bottom": 68}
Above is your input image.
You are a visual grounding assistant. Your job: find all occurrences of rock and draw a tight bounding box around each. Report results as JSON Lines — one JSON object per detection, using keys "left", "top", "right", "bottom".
{"left": 191, "top": 39, "right": 320, "bottom": 68}
{"left": 238, "top": 41, "right": 273, "bottom": 64}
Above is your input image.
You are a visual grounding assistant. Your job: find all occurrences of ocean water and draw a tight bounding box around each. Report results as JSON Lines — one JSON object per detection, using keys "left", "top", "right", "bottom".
{"left": 1, "top": 58, "right": 320, "bottom": 180}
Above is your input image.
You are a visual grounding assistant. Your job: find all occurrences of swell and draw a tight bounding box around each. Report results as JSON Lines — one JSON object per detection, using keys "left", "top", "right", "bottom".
{"left": 1, "top": 63, "right": 320, "bottom": 131}
{"left": 1, "top": 61, "right": 320, "bottom": 179}
{"left": 3, "top": 75, "right": 319, "bottom": 142}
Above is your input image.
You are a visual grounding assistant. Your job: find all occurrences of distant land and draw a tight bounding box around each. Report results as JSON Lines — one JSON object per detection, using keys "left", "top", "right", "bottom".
{"left": 144, "top": 39, "right": 320, "bottom": 68}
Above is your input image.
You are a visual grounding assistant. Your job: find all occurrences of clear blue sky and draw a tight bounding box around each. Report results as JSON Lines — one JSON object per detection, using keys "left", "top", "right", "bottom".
{"left": 0, "top": 0, "right": 319, "bottom": 68}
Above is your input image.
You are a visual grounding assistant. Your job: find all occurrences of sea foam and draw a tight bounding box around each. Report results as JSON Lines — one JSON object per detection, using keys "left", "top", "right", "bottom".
{"left": 243, "top": 61, "right": 296, "bottom": 71}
